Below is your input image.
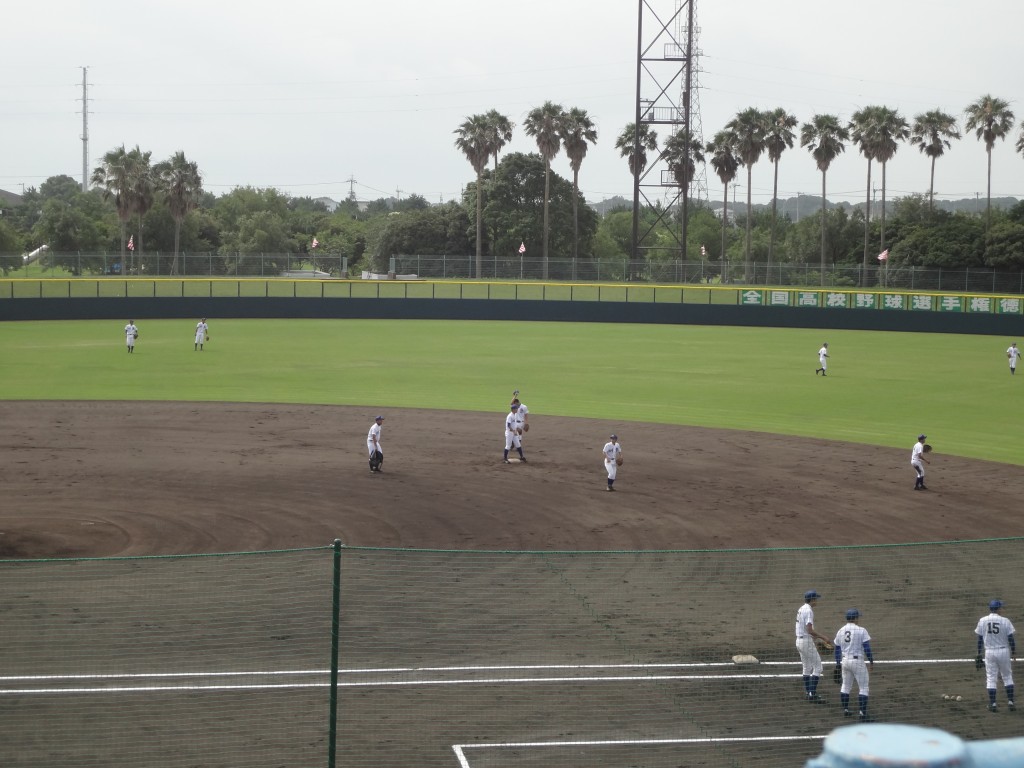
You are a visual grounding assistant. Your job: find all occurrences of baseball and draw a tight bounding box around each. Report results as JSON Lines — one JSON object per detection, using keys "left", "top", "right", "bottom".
{"left": 956, "top": 696, "right": 963, "bottom": 702}
{"left": 943, "top": 694, "right": 950, "bottom": 700}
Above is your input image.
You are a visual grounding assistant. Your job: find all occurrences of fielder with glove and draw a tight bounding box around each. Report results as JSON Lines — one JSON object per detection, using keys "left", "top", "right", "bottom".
{"left": 195, "top": 318, "right": 209, "bottom": 351}
{"left": 603, "top": 434, "right": 622, "bottom": 492}
{"left": 974, "top": 599, "right": 1016, "bottom": 712}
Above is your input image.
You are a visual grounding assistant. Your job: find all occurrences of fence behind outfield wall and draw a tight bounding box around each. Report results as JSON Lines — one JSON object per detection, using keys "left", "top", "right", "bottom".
{"left": 4, "top": 252, "right": 1024, "bottom": 294}
{"left": 2, "top": 538, "right": 1024, "bottom": 768}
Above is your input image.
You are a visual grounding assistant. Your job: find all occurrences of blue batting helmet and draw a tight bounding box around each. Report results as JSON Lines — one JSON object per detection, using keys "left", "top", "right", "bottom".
{"left": 846, "top": 608, "right": 860, "bottom": 621}
{"left": 990, "top": 600, "right": 1004, "bottom": 611}
{"left": 804, "top": 590, "right": 820, "bottom": 601}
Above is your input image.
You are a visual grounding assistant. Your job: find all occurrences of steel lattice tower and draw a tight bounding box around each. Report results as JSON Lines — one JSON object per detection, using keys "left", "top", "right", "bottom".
{"left": 630, "top": 0, "right": 701, "bottom": 261}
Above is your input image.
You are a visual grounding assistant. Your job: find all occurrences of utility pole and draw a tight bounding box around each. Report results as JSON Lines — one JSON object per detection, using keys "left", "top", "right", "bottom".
{"left": 345, "top": 175, "right": 357, "bottom": 200}
{"left": 80, "top": 66, "right": 90, "bottom": 192}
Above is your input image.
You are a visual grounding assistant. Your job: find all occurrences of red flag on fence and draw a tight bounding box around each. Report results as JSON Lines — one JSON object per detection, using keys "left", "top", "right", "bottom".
{"left": 311, "top": 237, "right": 319, "bottom": 249}
{"left": 518, "top": 242, "right": 526, "bottom": 254}
{"left": 127, "top": 235, "right": 135, "bottom": 252}
{"left": 877, "top": 249, "right": 889, "bottom": 261}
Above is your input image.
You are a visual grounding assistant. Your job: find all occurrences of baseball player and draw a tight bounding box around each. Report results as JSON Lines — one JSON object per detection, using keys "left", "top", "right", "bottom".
{"left": 602, "top": 434, "right": 622, "bottom": 491}
{"left": 1007, "top": 343, "right": 1020, "bottom": 375}
{"left": 975, "top": 599, "right": 1016, "bottom": 712}
{"left": 833, "top": 608, "right": 874, "bottom": 721}
{"left": 503, "top": 403, "right": 526, "bottom": 464}
{"left": 366, "top": 415, "right": 384, "bottom": 473}
{"left": 511, "top": 391, "right": 529, "bottom": 437}
{"left": 194, "top": 318, "right": 209, "bottom": 351}
{"left": 795, "top": 590, "right": 832, "bottom": 703}
{"left": 125, "top": 320, "right": 138, "bottom": 354}
{"left": 911, "top": 434, "right": 929, "bottom": 490}
{"left": 815, "top": 343, "right": 829, "bottom": 376}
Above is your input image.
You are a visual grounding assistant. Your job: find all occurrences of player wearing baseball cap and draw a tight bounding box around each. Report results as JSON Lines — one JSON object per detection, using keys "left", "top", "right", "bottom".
{"left": 911, "top": 434, "right": 929, "bottom": 490}
{"left": 795, "top": 590, "right": 832, "bottom": 703}
{"left": 367, "top": 415, "right": 385, "bottom": 472}
{"left": 975, "top": 599, "right": 1016, "bottom": 712}
{"left": 833, "top": 608, "right": 874, "bottom": 721}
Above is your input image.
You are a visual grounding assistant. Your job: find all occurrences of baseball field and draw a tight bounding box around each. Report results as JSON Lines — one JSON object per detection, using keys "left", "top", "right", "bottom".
{"left": 1, "top": 317, "right": 1023, "bottom": 767}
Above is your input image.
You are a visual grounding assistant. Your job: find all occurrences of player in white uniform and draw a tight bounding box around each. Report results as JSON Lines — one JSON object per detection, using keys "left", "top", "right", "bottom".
{"left": 1007, "top": 343, "right": 1020, "bottom": 375}
{"left": 366, "top": 415, "right": 384, "bottom": 472}
{"left": 125, "top": 321, "right": 138, "bottom": 354}
{"left": 511, "top": 392, "right": 529, "bottom": 437}
{"left": 815, "top": 343, "right": 829, "bottom": 376}
{"left": 194, "top": 318, "right": 209, "bottom": 351}
{"left": 602, "top": 434, "right": 622, "bottom": 491}
{"left": 833, "top": 608, "right": 874, "bottom": 721}
{"left": 975, "top": 599, "right": 1016, "bottom": 712}
{"left": 911, "top": 434, "right": 929, "bottom": 490}
{"left": 503, "top": 403, "right": 526, "bottom": 464}
{"left": 795, "top": 590, "right": 831, "bottom": 703}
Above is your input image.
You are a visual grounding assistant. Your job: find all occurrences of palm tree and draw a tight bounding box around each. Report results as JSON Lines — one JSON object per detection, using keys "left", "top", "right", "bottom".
{"left": 869, "top": 107, "right": 909, "bottom": 252}
{"left": 1016, "top": 124, "right": 1024, "bottom": 162}
{"left": 615, "top": 122, "right": 658, "bottom": 177}
{"left": 849, "top": 106, "right": 881, "bottom": 276}
{"left": 482, "top": 110, "right": 514, "bottom": 172}
{"left": 706, "top": 130, "right": 740, "bottom": 283}
{"left": 800, "top": 114, "right": 849, "bottom": 280}
{"left": 523, "top": 101, "right": 564, "bottom": 280}
{"left": 764, "top": 108, "right": 798, "bottom": 269}
{"left": 154, "top": 151, "right": 203, "bottom": 275}
{"left": 560, "top": 107, "right": 598, "bottom": 273}
{"left": 726, "top": 108, "right": 768, "bottom": 281}
{"left": 91, "top": 145, "right": 134, "bottom": 259}
{"left": 126, "top": 146, "right": 154, "bottom": 256}
{"left": 454, "top": 114, "right": 492, "bottom": 278}
{"left": 662, "top": 128, "right": 705, "bottom": 255}
{"left": 964, "top": 95, "right": 1015, "bottom": 230}
{"left": 909, "top": 110, "right": 961, "bottom": 212}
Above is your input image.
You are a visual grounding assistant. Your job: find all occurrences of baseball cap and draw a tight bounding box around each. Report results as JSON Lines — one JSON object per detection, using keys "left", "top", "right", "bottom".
{"left": 846, "top": 608, "right": 860, "bottom": 621}
{"left": 374, "top": 415, "right": 384, "bottom": 421}
{"left": 610, "top": 434, "right": 617, "bottom": 440}
{"left": 918, "top": 434, "right": 927, "bottom": 441}
{"left": 990, "top": 600, "right": 1003, "bottom": 611}
{"left": 511, "top": 403, "right": 520, "bottom": 409}
{"left": 804, "top": 590, "right": 820, "bottom": 601}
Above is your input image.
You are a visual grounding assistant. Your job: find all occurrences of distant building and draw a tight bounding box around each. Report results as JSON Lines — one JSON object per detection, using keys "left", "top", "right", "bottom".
{"left": 0, "top": 188, "right": 23, "bottom": 209}
{"left": 313, "top": 196, "right": 340, "bottom": 213}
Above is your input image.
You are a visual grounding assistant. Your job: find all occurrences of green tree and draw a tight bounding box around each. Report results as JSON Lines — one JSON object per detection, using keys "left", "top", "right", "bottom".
{"left": 523, "top": 100, "right": 564, "bottom": 280}
{"left": 154, "top": 151, "right": 203, "bottom": 274}
{"left": 800, "top": 114, "right": 849, "bottom": 279}
{"left": 849, "top": 106, "right": 882, "bottom": 275}
{"left": 483, "top": 109, "right": 514, "bottom": 172}
{"left": 706, "top": 130, "right": 740, "bottom": 281}
{"left": 964, "top": 94, "right": 1015, "bottom": 231}
{"left": 764, "top": 108, "right": 798, "bottom": 268}
{"left": 454, "top": 113, "right": 491, "bottom": 278}
{"left": 726, "top": 108, "right": 768, "bottom": 279}
{"left": 910, "top": 110, "right": 961, "bottom": 212}
{"left": 91, "top": 145, "right": 137, "bottom": 260}
{"left": 870, "top": 107, "right": 910, "bottom": 252}
{"left": 560, "top": 107, "right": 598, "bottom": 270}
{"left": 662, "top": 129, "right": 705, "bottom": 257}
{"left": 32, "top": 191, "right": 112, "bottom": 264}
{"left": 615, "top": 122, "right": 658, "bottom": 177}
{"left": 127, "top": 146, "right": 154, "bottom": 255}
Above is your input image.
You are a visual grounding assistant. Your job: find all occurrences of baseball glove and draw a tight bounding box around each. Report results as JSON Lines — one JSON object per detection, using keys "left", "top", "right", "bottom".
{"left": 923, "top": 444, "right": 933, "bottom": 453}
{"left": 832, "top": 665, "right": 842, "bottom": 684}
{"left": 976, "top": 654, "right": 985, "bottom": 670}
{"left": 133, "top": 331, "right": 139, "bottom": 338}
{"left": 205, "top": 334, "right": 210, "bottom": 341}
{"left": 516, "top": 428, "right": 523, "bottom": 436}
{"left": 522, "top": 423, "right": 529, "bottom": 433}
{"left": 817, "top": 640, "right": 834, "bottom": 653}
{"left": 616, "top": 457, "right": 624, "bottom": 466}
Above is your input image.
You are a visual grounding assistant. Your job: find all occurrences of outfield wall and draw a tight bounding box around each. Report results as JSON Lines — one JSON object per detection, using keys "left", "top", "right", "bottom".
{"left": 2, "top": 278, "right": 1023, "bottom": 335}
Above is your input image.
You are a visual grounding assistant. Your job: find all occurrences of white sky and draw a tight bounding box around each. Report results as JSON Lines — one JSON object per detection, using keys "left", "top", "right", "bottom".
{"left": 3, "top": 0, "right": 1023, "bottom": 207}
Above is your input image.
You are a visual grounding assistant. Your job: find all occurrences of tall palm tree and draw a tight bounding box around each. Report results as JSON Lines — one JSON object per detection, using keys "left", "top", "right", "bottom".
{"left": 909, "top": 110, "right": 961, "bottom": 212}
{"left": 1016, "top": 124, "right": 1024, "bottom": 163}
{"left": 764, "top": 108, "right": 798, "bottom": 269}
{"left": 91, "top": 144, "right": 136, "bottom": 261}
{"left": 964, "top": 94, "right": 1016, "bottom": 231}
{"left": 523, "top": 101, "right": 564, "bottom": 280}
{"left": 482, "top": 110, "right": 514, "bottom": 172}
{"left": 126, "top": 146, "right": 154, "bottom": 256}
{"left": 454, "top": 114, "right": 492, "bottom": 278}
{"left": 154, "top": 151, "right": 203, "bottom": 275}
{"left": 800, "top": 114, "right": 849, "bottom": 280}
{"left": 560, "top": 107, "right": 598, "bottom": 272}
{"left": 662, "top": 128, "right": 705, "bottom": 255}
{"left": 869, "top": 107, "right": 909, "bottom": 252}
{"left": 615, "top": 122, "right": 658, "bottom": 177}
{"left": 726, "top": 108, "right": 768, "bottom": 281}
{"left": 706, "top": 130, "right": 740, "bottom": 283}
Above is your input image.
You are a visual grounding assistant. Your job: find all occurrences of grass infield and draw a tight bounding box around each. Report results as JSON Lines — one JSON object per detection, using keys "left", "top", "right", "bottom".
{"left": 1, "top": 318, "right": 1020, "bottom": 464}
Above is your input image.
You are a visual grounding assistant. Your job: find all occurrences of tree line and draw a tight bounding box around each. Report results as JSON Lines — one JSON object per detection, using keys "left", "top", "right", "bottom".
{"left": 0, "top": 93, "right": 1022, "bottom": 280}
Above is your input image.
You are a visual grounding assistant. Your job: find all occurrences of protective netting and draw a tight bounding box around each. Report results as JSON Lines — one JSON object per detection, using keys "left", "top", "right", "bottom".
{"left": 2, "top": 539, "right": 1023, "bottom": 767}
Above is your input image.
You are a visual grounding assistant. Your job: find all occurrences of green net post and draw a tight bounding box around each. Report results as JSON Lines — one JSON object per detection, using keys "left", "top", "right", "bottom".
{"left": 328, "top": 539, "right": 342, "bottom": 768}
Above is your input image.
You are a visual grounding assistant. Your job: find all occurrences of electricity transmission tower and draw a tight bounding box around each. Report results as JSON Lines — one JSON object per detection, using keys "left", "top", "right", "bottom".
{"left": 630, "top": 0, "right": 702, "bottom": 261}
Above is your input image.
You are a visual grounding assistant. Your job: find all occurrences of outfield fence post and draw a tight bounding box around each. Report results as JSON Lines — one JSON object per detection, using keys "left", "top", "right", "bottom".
{"left": 328, "top": 538, "right": 342, "bottom": 768}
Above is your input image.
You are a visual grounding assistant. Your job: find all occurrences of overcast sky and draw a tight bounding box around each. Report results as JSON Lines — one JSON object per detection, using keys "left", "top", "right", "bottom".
{"left": 4, "top": 0, "right": 1023, "bottom": 208}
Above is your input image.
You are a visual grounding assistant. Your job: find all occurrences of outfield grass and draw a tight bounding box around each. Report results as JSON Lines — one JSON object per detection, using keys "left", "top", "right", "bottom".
{"left": 1, "top": 318, "right": 1020, "bottom": 464}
